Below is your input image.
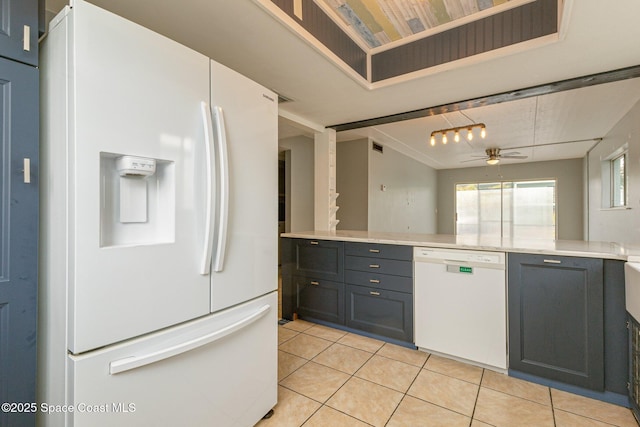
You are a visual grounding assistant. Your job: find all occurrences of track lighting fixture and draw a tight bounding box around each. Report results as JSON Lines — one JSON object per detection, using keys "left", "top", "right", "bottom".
{"left": 428, "top": 123, "right": 486, "bottom": 146}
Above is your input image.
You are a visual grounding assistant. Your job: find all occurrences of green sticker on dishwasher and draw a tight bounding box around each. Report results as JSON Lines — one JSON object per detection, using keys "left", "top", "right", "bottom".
{"left": 459, "top": 266, "right": 473, "bottom": 274}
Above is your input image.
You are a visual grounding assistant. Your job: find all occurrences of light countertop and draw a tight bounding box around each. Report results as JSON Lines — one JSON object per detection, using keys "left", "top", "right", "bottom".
{"left": 280, "top": 230, "right": 640, "bottom": 261}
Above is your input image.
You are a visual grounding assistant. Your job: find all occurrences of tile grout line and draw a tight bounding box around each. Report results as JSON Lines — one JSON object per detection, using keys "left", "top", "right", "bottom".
{"left": 313, "top": 339, "right": 373, "bottom": 427}
{"left": 277, "top": 324, "right": 399, "bottom": 426}
{"left": 549, "top": 387, "right": 557, "bottom": 427}
{"left": 381, "top": 351, "right": 431, "bottom": 427}
{"left": 313, "top": 334, "right": 421, "bottom": 426}
{"left": 278, "top": 338, "right": 352, "bottom": 427}
{"left": 279, "top": 328, "right": 383, "bottom": 426}
{"left": 469, "top": 368, "right": 485, "bottom": 425}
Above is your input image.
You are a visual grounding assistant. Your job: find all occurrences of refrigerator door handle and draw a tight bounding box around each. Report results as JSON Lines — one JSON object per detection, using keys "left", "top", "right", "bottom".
{"left": 199, "top": 101, "right": 216, "bottom": 275}
{"left": 109, "top": 304, "right": 271, "bottom": 375}
{"left": 212, "top": 106, "right": 229, "bottom": 272}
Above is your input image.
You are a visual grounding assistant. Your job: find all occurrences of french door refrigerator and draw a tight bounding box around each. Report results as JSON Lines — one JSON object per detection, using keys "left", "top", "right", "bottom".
{"left": 38, "top": 1, "right": 278, "bottom": 426}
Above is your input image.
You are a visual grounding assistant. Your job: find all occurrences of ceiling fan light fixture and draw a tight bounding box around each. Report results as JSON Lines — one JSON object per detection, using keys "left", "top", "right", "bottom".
{"left": 486, "top": 158, "right": 500, "bottom": 165}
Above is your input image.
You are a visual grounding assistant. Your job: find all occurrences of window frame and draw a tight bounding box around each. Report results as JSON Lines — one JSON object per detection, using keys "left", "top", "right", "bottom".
{"left": 610, "top": 152, "right": 627, "bottom": 208}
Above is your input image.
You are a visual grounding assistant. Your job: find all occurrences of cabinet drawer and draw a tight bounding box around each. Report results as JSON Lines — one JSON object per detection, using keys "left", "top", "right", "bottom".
{"left": 292, "top": 239, "right": 344, "bottom": 281}
{"left": 346, "top": 284, "right": 413, "bottom": 343}
{"left": 345, "top": 270, "right": 413, "bottom": 293}
{"left": 295, "top": 276, "right": 345, "bottom": 324}
{"left": 345, "top": 242, "right": 412, "bottom": 260}
{"left": 345, "top": 255, "right": 412, "bottom": 277}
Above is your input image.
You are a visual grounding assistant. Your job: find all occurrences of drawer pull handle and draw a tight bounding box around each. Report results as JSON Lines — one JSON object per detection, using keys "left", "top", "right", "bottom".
{"left": 310, "top": 281, "right": 319, "bottom": 286}
{"left": 369, "top": 291, "right": 381, "bottom": 296}
{"left": 369, "top": 264, "right": 380, "bottom": 268}
{"left": 543, "top": 259, "right": 561, "bottom": 264}
{"left": 369, "top": 279, "right": 380, "bottom": 284}
{"left": 310, "top": 241, "right": 319, "bottom": 245}
{"left": 369, "top": 249, "right": 380, "bottom": 253}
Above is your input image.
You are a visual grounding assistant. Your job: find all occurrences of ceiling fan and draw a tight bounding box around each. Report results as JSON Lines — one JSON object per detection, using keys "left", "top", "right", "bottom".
{"left": 463, "top": 148, "right": 528, "bottom": 165}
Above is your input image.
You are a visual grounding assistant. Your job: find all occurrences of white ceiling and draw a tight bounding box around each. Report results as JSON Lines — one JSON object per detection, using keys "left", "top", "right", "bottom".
{"left": 339, "top": 78, "right": 640, "bottom": 168}
{"left": 46, "top": 0, "right": 640, "bottom": 169}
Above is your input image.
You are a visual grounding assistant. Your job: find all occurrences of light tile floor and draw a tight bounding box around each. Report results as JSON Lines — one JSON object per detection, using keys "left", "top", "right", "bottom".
{"left": 256, "top": 319, "right": 639, "bottom": 427}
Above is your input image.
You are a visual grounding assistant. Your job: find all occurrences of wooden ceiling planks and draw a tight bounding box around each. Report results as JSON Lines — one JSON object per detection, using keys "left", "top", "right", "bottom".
{"left": 322, "top": 0, "right": 514, "bottom": 48}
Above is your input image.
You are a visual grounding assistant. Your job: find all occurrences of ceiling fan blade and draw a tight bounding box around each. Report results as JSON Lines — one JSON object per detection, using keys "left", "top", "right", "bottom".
{"left": 501, "top": 155, "right": 528, "bottom": 159}
{"left": 500, "top": 151, "right": 521, "bottom": 155}
{"left": 460, "top": 158, "right": 487, "bottom": 163}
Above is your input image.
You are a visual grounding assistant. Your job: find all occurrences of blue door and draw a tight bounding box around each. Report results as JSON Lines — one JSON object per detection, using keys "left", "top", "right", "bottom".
{"left": 0, "top": 56, "right": 38, "bottom": 426}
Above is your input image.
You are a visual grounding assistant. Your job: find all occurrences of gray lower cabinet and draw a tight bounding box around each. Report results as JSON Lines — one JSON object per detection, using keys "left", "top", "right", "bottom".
{"left": 629, "top": 314, "right": 640, "bottom": 420}
{"left": 295, "top": 276, "right": 345, "bottom": 324}
{"left": 508, "top": 253, "right": 605, "bottom": 390}
{"left": 346, "top": 284, "right": 412, "bottom": 342}
{"left": 344, "top": 242, "right": 413, "bottom": 343}
{"left": 281, "top": 238, "right": 345, "bottom": 320}
{"left": 281, "top": 238, "right": 414, "bottom": 343}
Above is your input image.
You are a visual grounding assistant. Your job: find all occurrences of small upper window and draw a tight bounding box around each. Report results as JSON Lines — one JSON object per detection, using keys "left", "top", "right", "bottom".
{"left": 611, "top": 153, "right": 627, "bottom": 207}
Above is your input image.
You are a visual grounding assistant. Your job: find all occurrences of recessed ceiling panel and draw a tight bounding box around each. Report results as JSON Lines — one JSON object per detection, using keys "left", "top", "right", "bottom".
{"left": 321, "top": 0, "right": 520, "bottom": 49}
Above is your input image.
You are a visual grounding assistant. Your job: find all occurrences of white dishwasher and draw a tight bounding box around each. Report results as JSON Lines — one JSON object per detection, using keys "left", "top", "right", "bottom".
{"left": 414, "top": 247, "right": 507, "bottom": 371}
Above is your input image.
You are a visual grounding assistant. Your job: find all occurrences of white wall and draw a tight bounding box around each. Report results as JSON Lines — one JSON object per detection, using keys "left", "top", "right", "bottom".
{"left": 336, "top": 139, "right": 438, "bottom": 233}
{"left": 368, "top": 142, "right": 437, "bottom": 233}
{"left": 279, "top": 136, "right": 314, "bottom": 232}
{"left": 587, "top": 99, "right": 640, "bottom": 243}
{"left": 437, "top": 159, "right": 584, "bottom": 240}
{"left": 336, "top": 139, "right": 368, "bottom": 230}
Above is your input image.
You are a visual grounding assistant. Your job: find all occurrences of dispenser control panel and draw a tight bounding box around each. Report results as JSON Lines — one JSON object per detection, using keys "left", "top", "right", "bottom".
{"left": 116, "top": 156, "right": 156, "bottom": 177}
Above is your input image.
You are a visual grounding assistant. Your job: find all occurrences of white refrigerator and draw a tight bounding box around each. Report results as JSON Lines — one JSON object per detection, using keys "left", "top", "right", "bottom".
{"left": 38, "top": 1, "right": 278, "bottom": 426}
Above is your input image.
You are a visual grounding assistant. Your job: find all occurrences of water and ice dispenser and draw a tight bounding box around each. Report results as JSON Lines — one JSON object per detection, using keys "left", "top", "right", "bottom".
{"left": 116, "top": 156, "right": 156, "bottom": 223}
{"left": 100, "top": 153, "right": 175, "bottom": 247}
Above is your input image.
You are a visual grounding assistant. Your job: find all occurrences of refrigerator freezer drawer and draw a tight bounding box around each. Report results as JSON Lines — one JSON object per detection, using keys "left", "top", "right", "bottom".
{"left": 64, "top": 292, "right": 277, "bottom": 427}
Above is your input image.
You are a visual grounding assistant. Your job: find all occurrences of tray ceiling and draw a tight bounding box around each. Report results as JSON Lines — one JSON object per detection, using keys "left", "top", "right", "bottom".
{"left": 321, "top": 0, "right": 519, "bottom": 49}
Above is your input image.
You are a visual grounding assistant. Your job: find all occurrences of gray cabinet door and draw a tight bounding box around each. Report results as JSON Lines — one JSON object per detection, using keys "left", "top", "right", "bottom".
{"left": 0, "top": 57, "right": 38, "bottom": 426}
{"left": 295, "top": 276, "right": 345, "bottom": 324}
{"left": 346, "top": 284, "right": 413, "bottom": 342}
{"left": 0, "top": 0, "right": 39, "bottom": 66}
{"left": 508, "top": 253, "right": 604, "bottom": 390}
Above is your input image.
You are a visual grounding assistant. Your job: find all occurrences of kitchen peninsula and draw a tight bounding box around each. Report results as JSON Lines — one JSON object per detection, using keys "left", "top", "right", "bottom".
{"left": 281, "top": 230, "right": 640, "bottom": 260}
{"left": 280, "top": 230, "right": 635, "bottom": 409}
